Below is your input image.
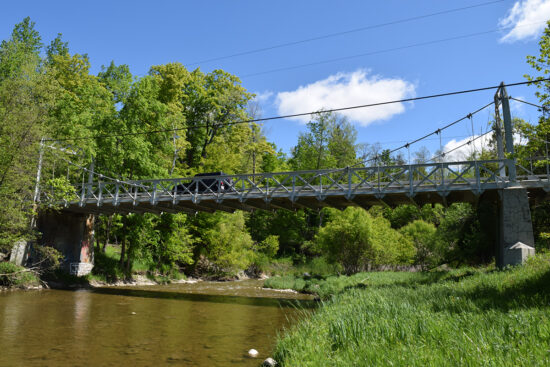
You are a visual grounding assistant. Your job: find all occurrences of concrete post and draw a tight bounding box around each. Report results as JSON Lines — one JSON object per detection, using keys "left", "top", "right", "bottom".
{"left": 37, "top": 211, "right": 95, "bottom": 276}
{"left": 497, "top": 187, "right": 535, "bottom": 267}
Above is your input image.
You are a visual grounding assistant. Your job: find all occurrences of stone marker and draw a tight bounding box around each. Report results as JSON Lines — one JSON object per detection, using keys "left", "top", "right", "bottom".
{"left": 262, "top": 357, "right": 277, "bottom": 366}
{"left": 9, "top": 240, "right": 29, "bottom": 266}
{"left": 504, "top": 242, "right": 535, "bottom": 266}
{"left": 248, "top": 349, "right": 259, "bottom": 358}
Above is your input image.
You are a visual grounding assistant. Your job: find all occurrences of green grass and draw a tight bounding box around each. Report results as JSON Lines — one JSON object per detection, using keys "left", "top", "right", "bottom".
{"left": 261, "top": 256, "right": 342, "bottom": 278}
{"left": 0, "top": 261, "right": 40, "bottom": 288}
{"left": 271, "top": 255, "right": 550, "bottom": 366}
{"left": 264, "top": 270, "right": 447, "bottom": 300}
{"left": 91, "top": 246, "right": 127, "bottom": 282}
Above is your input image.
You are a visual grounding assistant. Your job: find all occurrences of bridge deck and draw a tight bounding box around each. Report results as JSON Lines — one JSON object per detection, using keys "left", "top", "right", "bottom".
{"left": 46, "top": 159, "right": 550, "bottom": 214}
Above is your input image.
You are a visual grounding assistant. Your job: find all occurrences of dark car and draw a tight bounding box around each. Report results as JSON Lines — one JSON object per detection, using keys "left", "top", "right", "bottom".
{"left": 176, "top": 172, "right": 234, "bottom": 194}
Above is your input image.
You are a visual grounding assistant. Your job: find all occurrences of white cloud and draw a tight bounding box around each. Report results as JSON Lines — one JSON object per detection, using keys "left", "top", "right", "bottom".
{"left": 510, "top": 95, "right": 526, "bottom": 114}
{"left": 275, "top": 69, "right": 416, "bottom": 126}
{"left": 441, "top": 132, "right": 525, "bottom": 162}
{"left": 499, "top": 0, "right": 550, "bottom": 42}
{"left": 254, "top": 90, "right": 274, "bottom": 103}
{"left": 441, "top": 134, "right": 494, "bottom": 162}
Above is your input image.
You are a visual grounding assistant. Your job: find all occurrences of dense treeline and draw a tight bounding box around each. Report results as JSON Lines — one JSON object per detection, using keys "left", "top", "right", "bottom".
{"left": 2, "top": 18, "right": 550, "bottom": 280}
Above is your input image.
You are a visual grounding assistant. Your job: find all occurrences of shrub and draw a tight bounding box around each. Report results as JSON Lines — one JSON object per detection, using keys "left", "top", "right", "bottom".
{"left": 203, "top": 211, "right": 254, "bottom": 275}
{"left": 315, "top": 207, "right": 415, "bottom": 274}
{"left": 256, "top": 235, "right": 279, "bottom": 258}
{"left": 0, "top": 261, "right": 39, "bottom": 287}
{"left": 400, "top": 220, "right": 438, "bottom": 269}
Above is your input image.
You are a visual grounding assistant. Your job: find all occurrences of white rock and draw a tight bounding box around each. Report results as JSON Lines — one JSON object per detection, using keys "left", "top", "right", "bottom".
{"left": 248, "top": 349, "right": 259, "bottom": 358}
{"left": 262, "top": 357, "right": 277, "bottom": 366}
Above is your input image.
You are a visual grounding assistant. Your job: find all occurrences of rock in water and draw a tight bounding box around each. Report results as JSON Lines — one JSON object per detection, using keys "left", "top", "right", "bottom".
{"left": 262, "top": 357, "right": 277, "bottom": 366}
{"left": 248, "top": 349, "right": 259, "bottom": 358}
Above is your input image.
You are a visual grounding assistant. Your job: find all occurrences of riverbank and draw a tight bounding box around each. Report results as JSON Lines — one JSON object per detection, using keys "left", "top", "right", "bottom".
{"left": 0, "top": 262, "right": 42, "bottom": 291}
{"left": 267, "top": 254, "right": 550, "bottom": 366}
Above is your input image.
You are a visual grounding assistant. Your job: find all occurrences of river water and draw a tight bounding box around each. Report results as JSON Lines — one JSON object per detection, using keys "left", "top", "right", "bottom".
{"left": 0, "top": 280, "right": 314, "bottom": 367}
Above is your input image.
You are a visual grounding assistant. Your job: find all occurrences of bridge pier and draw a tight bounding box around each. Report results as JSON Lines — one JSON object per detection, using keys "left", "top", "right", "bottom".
{"left": 37, "top": 211, "right": 95, "bottom": 276}
{"left": 497, "top": 187, "right": 535, "bottom": 268}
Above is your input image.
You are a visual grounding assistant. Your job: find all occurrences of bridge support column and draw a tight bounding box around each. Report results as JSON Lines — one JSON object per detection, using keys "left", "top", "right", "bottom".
{"left": 497, "top": 187, "right": 535, "bottom": 268}
{"left": 37, "top": 211, "right": 95, "bottom": 276}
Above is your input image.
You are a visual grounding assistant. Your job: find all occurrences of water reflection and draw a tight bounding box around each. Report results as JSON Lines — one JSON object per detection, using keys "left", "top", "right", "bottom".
{"left": 0, "top": 281, "right": 313, "bottom": 367}
{"left": 73, "top": 290, "right": 91, "bottom": 336}
{"left": 90, "top": 286, "right": 316, "bottom": 308}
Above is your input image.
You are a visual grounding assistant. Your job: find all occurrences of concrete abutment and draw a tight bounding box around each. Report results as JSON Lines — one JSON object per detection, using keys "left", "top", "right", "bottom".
{"left": 37, "top": 211, "right": 95, "bottom": 276}
{"left": 497, "top": 187, "right": 535, "bottom": 267}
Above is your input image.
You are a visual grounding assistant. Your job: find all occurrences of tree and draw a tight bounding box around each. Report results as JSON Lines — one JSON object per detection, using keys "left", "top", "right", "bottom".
{"left": 46, "top": 33, "right": 69, "bottom": 64}
{"left": 0, "top": 19, "right": 54, "bottom": 253}
{"left": 291, "top": 111, "right": 358, "bottom": 171}
{"left": 98, "top": 61, "right": 133, "bottom": 104}
{"left": 202, "top": 211, "right": 254, "bottom": 275}
{"left": 526, "top": 20, "right": 550, "bottom": 107}
{"left": 151, "top": 213, "right": 195, "bottom": 273}
{"left": 315, "top": 207, "right": 414, "bottom": 274}
{"left": 0, "top": 17, "right": 42, "bottom": 81}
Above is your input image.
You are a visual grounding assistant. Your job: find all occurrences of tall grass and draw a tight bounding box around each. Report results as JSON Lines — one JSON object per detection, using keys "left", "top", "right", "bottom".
{"left": 272, "top": 255, "right": 550, "bottom": 366}
{"left": 0, "top": 262, "right": 40, "bottom": 288}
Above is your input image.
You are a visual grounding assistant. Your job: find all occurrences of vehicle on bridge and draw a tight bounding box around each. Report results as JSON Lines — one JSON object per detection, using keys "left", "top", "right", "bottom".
{"left": 176, "top": 172, "right": 234, "bottom": 194}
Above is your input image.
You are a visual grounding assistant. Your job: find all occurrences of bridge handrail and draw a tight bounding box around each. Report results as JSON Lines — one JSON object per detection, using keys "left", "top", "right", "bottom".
{"left": 53, "top": 159, "right": 525, "bottom": 208}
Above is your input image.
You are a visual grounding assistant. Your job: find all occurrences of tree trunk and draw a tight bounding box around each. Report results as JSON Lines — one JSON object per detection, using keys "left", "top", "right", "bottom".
{"left": 102, "top": 214, "right": 112, "bottom": 253}
{"left": 125, "top": 241, "right": 132, "bottom": 273}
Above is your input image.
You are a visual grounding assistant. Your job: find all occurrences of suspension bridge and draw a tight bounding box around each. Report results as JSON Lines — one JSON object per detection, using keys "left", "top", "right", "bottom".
{"left": 32, "top": 83, "right": 549, "bottom": 275}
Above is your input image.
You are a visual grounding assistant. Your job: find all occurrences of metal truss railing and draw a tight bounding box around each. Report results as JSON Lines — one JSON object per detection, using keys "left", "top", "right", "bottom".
{"left": 40, "top": 158, "right": 550, "bottom": 212}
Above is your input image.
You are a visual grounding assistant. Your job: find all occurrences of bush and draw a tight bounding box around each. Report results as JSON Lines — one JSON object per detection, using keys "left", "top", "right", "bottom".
{"left": 0, "top": 261, "right": 40, "bottom": 288}
{"left": 315, "top": 207, "right": 415, "bottom": 274}
{"left": 32, "top": 245, "right": 63, "bottom": 273}
{"left": 256, "top": 235, "right": 279, "bottom": 258}
{"left": 203, "top": 211, "right": 254, "bottom": 276}
{"left": 400, "top": 220, "right": 438, "bottom": 269}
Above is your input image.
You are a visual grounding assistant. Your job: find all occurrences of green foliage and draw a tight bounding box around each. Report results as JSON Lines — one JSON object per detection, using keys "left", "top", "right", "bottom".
{"left": 315, "top": 207, "right": 415, "bottom": 274}
{"left": 0, "top": 21, "right": 54, "bottom": 251}
{"left": 435, "top": 203, "right": 494, "bottom": 265}
{"left": 41, "top": 177, "right": 78, "bottom": 207}
{"left": 525, "top": 20, "right": 550, "bottom": 105}
{"left": 375, "top": 204, "right": 444, "bottom": 229}
{"left": 199, "top": 211, "right": 254, "bottom": 275}
{"left": 0, "top": 261, "right": 40, "bottom": 287}
{"left": 291, "top": 111, "right": 358, "bottom": 171}
{"left": 32, "top": 245, "right": 63, "bottom": 272}
{"left": 0, "top": 17, "right": 42, "bottom": 80}
{"left": 255, "top": 235, "right": 279, "bottom": 258}
{"left": 91, "top": 246, "right": 126, "bottom": 282}
{"left": 400, "top": 220, "right": 438, "bottom": 269}
{"left": 247, "top": 209, "right": 315, "bottom": 257}
{"left": 98, "top": 61, "right": 133, "bottom": 104}
{"left": 272, "top": 256, "right": 550, "bottom": 366}
{"left": 153, "top": 213, "right": 195, "bottom": 271}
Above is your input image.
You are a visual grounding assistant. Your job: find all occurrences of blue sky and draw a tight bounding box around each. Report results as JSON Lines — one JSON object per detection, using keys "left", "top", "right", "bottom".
{"left": 2, "top": 0, "right": 550, "bottom": 162}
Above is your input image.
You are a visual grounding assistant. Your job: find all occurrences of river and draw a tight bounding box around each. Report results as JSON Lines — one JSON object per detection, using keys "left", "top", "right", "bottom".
{"left": 0, "top": 280, "right": 314, "bottom": 367}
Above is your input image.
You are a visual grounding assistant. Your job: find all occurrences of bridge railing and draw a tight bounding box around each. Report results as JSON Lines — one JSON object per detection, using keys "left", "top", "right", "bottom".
{"left": 52, "top": 159, "right": 527, "bottom": 209}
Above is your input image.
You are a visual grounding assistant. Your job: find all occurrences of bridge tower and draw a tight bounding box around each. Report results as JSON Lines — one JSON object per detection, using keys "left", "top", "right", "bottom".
{"left": 493, "top": 83, "right": 535, "bottom": 267}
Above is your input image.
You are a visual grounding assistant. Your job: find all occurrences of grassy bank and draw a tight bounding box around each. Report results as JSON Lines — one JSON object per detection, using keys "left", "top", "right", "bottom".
{"left": 0, "top": 262, "right": 41, "bottom": 289}
{"left": 270, "top": 255, "right": 550, "bottom": 366}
